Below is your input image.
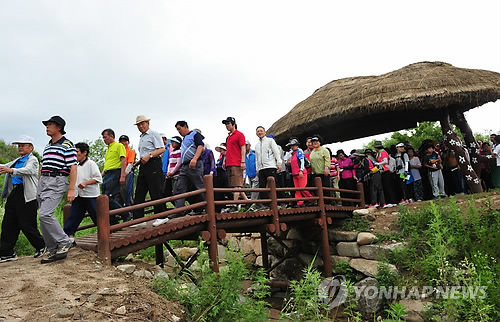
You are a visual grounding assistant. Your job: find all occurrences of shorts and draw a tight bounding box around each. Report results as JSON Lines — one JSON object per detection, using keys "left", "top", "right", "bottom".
{"left": 227, "top": 166, "right": 244, "bottom": 187}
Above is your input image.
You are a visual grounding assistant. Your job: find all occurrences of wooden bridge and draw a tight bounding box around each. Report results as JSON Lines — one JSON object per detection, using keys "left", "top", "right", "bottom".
{"left": 70, "top": 175, "right": 365, "bottom": 277}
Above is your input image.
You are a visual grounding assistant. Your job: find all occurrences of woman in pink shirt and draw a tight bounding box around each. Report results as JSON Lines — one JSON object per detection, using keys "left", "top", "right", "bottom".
{"left": 337, "top": 149, "right": 357, "bottom": 206}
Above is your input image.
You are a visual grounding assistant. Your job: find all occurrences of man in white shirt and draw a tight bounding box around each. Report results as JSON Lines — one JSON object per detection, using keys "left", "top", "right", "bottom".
{"left": 63, "top": 142, "right": 102, "bottom": 244}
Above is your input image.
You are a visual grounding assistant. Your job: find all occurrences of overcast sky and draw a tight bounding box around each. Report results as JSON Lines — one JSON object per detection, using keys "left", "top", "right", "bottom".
{"left": 1, "top": 1, "right": 499, "bottom": 156}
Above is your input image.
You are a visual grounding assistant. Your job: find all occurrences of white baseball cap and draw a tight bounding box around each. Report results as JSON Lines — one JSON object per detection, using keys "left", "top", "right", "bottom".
{"left": 12, "top": 135, "right": 34, "bottom": 146}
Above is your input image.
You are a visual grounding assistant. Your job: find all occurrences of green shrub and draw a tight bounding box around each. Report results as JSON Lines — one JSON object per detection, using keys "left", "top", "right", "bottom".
{"left": 152, "top": 242, "right": 269, "bottom": 322}
{"left": 342, "top": 213, "right": 371, "bottom": 232}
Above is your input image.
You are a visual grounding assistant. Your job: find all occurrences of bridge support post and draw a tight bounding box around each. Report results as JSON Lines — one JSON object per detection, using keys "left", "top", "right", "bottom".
{"left": 96, "top": 194, "right": 111, "bottom": 265}
{"left": 260, "top": 229, "right": 270, "bottom": 277}
{"left": 204, "top": 175, "right": 219, "bottom": 273}
{"left": 268, "top": 177, "right": 280, "bottom": 236}
{"left": 356, "top": 182, "right": 365, "bottom": 208}
{"left": 315, "top": 177, "right": 332, "bottom": 277}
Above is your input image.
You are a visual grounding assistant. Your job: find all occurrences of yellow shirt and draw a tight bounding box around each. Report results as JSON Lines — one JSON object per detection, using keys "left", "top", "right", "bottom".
{"left": 103, "top": 141, "right": 126, "bottom": 172}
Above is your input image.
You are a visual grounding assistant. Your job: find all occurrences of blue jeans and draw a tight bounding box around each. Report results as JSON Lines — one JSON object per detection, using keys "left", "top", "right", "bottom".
{"left": 102, "top": 169, "right": 122, "bottom": 204}
{"left": 64, "top": 196, "right": 97, "bottom": 236}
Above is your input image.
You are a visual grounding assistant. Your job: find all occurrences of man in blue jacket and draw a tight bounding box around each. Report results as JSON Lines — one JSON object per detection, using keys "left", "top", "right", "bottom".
{"left": 245, "top": 140, "right": 259, "bottom": 200}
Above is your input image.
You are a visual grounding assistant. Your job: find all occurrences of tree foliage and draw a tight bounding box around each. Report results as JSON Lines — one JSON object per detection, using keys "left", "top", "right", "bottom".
{"left": 83, "top": 138, "right": 107, "bottom": 171}
{"left": 363, "top": 121, "right": 493, "bottom": 151}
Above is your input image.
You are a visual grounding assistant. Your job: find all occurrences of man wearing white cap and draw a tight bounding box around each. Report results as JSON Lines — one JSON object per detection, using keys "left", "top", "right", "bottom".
{"left": 133, "top": 115, "right": 166, "bottom": 219}
{"left": 0, "top": 136, "right": 46, "bottom": 262}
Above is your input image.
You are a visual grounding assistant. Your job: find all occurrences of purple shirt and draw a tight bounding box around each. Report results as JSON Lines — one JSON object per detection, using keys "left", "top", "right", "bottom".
{"left": 338, "top": 157, "right": 355, "bottom": 179}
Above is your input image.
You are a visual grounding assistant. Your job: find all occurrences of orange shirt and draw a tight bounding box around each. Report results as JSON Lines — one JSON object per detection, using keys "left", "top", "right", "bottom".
{"left": 125, "top": 147, "right": 135, "bottom": 164}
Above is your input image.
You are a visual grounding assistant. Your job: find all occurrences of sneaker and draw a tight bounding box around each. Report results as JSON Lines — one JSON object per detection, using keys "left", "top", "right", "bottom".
{"left": 40, "top": 251, "right": 57, "bottom": 264}
{"left": 34, "top": 247, "right": 46, "bottom": 258}
{"left": 368, "top": 204, "right": 379, "bottom": 208}
{"left": 54, "top": 241, "right": 73, "bottom": 260}
{"left": 152, "top": 218, "right": 170, "bottom": 227}
{"left": 382, "top": 204, "right": 391, "bottom": 209}
{"left": 130, "top": 222, "right": 148, "bottom": 229}
{"left": 399, "top": 199, "right": 406, "bottom": 205}
{"left": 0, "top": 253, "right": 17, "bottom": 263}
{"left": 69, "top": 237, "right": 77, "bottom": 246}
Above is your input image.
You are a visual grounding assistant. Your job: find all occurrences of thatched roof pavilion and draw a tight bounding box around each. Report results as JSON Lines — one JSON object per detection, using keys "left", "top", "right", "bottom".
{"left": 268, "top": 61, "right": 500, "bottom": 146}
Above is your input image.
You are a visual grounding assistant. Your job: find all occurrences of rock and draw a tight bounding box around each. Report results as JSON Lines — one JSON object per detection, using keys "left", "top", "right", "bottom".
{"left": 353, "top": 208, "right": 370, "bottom": 215}
{"left": 357, "top": 232, "right": 377, "bottom": 245}
{"left": 336, "top": 242, "right": 360, "bottom": 257}
{"left": 300, "top": 240, "right": 320, "bottom": 255}
{"left": 217, "top": 245, "right": 227, "bottom": 260}
{"left": 355, "top": 277, "right": 384, "bottom": 316}
{"left": 154, "top": 270, "right": 170, "bottom": 279}
{"left": 88, "top": 294, "right": 103, "bottom": 304}
{"left": 271, "top": 258, "right": 304, "bottom": 281}
{"left": 391, "top": 212, "right": 400, "bottom": 215}
{"left": 364, "top": 214, "right": 377, "bottom": 222}
{"left": 115, "top": 306, "right": 127, "bottom": 315}
{"left": 298, "top": 253, "right": 323, "bottom": 268}
{"left": 253, "top": 239, "right": 262, "bottom": 256}
{"left": 399, "top": 300, "right": 429, "bottom": 322}
{"left": 286, "top": 228, "right": 302, "bottom": 240}
{"left": 171, "top": 314, "right": 181, "bottom": 322}
{"left": 125, "top": 254, "right": 135, "bottom": 262}
{"left": 332, "top": 256, "right": 351, "bottom": 265}
{"left": 116, "top": 264, "right": 136, "bottom": 274}
{"left": 134, "top": 269, "right": 153, "bottom": 279}
{"left": 349, "top": 258, "right": 398, "bottom": 277}
{"left": 329, "top": 230, "right": 358, "bottom": 242}
{"left": 243, "top": 253, "right": 257, "bottom": 265}
{"left": 56, "top": 307, "right": 74, "bottom": 318}
{"left": 239, "top": 237, "right": 255, "bottom": 255}
{"left": 97, "top": 288, "right": 113, "bottom": 295}
{"left": 175, "top": 247, "right": 198, "bottom": 261}
{"left": 359, "top": 243, "right": 405, "bottom": 260}
{"left": 133, "top": 270, "right": 145, "bottom": 278}
{"left": 255, "top": 255, "right": 263, "bottom": 266}
{"left": 226, "top": 236, "right": 240, "bottom": 250}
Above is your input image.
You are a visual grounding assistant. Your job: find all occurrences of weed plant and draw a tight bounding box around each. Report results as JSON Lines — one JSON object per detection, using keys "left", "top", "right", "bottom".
{"left": 281, "top": 257, "right": 330, "bottom": 321}
{"left": 152, "top": 241, "right": 269, "bottom": 322}
{"left": 342, "top": 213, "right": 371, "bottom": 232}
{"left": 388, "top": 195, "right": 500, "bottom": 321}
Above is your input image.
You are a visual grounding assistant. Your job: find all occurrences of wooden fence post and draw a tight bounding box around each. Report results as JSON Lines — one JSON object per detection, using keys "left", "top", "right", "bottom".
{"left": 356, "top": 182, "right": 365, "bottom": 208}
{"left": 204, "top": 175, "right": 219, "bottom": 273}
{"left": 315, "top": 177, "right": 332, "bottom": 277}
{"left": 268, "top": 176, "right": 280, "bottom": 237}
{"left": 96, "top": 194, "right": 111, "bottom": 265}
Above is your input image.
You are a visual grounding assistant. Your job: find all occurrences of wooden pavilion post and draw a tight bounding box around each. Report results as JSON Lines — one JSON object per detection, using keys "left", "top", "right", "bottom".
{"left": 268, "top": 176, "right": 281, "bottom": 237}
{"left": 96, "top": 194, "right": 111, "bottom": 265}
{"left": 204, "top": 175, "right": 219, "bottom": 273}
{"left": 440, "top": 112, "right": 482, "bottom": 193}
{"left": 314, "top": 177, "right": 332, "bottom": 277}
{"left": 450, "top": 108, "right": 482, "bottom": 176}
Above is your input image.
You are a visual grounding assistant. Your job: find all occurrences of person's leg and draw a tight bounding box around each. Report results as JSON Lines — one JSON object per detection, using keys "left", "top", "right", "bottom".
{"left": 17, "top": 192, "right": 44, "bottom": 250}
{"left": 144, "top": 158, "right": 167, "bottom": 214}
{"left": 63, "top": 197, "right": 87, "bottom": 237}
{"left": 133, "top": 166, "right": 148, "bottom": 219}
{"left": 38, "top": 176, "right": 70, "bottom": 253}
{"left": 429, "top": 171, "right": 439, "bottom": 198}
{"left": 0, "top": 191, "right": 21, "bottom": 256}
{"left": 437, "top": 170, "right": 447, "bottom": 197}
{"left": 174, "top": 164, "right": 189, "bottom": 208}
{"left": 414, "top": 179, "right": 424, "bottom": 201}
{"left": 250, "top": 177, "right": 259, "bottom": 200}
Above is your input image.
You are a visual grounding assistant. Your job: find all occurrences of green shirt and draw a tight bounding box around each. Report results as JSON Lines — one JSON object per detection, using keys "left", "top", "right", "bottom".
{"left": 103, "top": 141, "right": 126, "bottom": 172}
{"left": 310, "top": 146, "right": 330, "bottom": 175}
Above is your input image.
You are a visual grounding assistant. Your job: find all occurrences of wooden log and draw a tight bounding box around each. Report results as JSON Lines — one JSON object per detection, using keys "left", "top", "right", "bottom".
{"left": 204, "top": 175, "right": 219, "bottom": 273}
{"left": 268, "top": 177, "right": 281, "bottom": 237}
{"left": 96, "top": 195, "right": 111, "bottom": 265}
{"left": 314, "top": 177, "right": 332, "bottom": 277}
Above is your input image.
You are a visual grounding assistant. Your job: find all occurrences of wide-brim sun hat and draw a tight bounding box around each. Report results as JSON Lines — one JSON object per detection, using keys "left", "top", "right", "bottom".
{"left": 353, "top": 149, "right": 365, "bottom": 157}
{"left": 286, "top": 138, "right": 300, "bottom": 146}
{"left": 134, "top": 115, "right": 151, "bottom": 125}
{"left": 374, "top": 140, "right": 384, "bottom": 148}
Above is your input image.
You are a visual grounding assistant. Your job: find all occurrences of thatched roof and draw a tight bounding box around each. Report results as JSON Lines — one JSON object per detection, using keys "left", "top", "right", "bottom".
{"left": 268, "top": 61, "right": 500, "bottom": 146}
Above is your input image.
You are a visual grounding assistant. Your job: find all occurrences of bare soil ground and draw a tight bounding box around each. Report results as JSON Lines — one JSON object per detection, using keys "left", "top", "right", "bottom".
{"left": 1, "top": 192, "right": 498, "bottom": 321}
{"left": 0, "top": 248, "right": 185, "bottom": 321}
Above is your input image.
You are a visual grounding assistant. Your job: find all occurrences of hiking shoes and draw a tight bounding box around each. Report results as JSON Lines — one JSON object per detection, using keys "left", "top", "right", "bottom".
{"left": 152, "top": 218, "right": 170, "bottom": 227}
{"left": 34, "top": 247, "right": 47, "bottom": 258}
{"left": 54, "top": 241, "right": 73, "bottom": 260}
{"left": 0, "top": 252, "right": 18, "bottom": 263}
{"left": 40, "top": 251, "right": 58, "bottom": 264}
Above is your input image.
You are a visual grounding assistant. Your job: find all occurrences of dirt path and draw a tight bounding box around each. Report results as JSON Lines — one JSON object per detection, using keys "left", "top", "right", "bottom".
{"left": 0, "top": 248, "right": 184, "bottom": 321}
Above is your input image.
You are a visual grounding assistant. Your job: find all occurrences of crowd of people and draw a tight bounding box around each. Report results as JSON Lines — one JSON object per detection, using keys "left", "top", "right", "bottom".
{"left": 1, "top": 114, "right": 499, "bottom": 264}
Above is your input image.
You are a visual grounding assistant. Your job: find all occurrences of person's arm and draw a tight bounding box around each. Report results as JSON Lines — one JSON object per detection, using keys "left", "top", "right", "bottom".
{"left": 8, "top": 156, "right": 39, "bottom": 176}
{"left": 271, "top": 140, "right": 283, "bottom": 171}
{"left": 190, "top": 145, "right": 204, "bottom": 169}
{"left": 141, "top": 147, "right": 166, "bottom": 164}
{"left": 240, "top": 145, "right": 246, "bottom": 170}
{"left": 255, "top": 143, "right": 261, "bottom": 172}
{"left": 120, "top": 156, "right": 126, "bottom": 184}
{"left": 67, "top": 164, "right": 77, "bottom": 202}
{"left": 209, "top": 150, "right": 216, "bottom": 174}
{"left": 410, "top": 158, "right": 422, "bottom": 169}
{"left": 323, "top": 150, "right": 330, "bottom": 176}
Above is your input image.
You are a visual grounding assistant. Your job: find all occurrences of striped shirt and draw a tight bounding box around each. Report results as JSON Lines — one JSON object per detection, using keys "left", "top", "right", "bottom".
{"left": 168, "top": 149, "right": 182, "bottom": 176}
{"left": 41, "top": 136, "right": 77, "bottom": 175}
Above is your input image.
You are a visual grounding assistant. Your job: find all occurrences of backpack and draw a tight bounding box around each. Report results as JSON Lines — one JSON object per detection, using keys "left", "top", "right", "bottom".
{"left": 387, "top": 155, "right": 397, "bottom": 173}
{"left": 296, "top": 149, "right": 311, "bottom": 169}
